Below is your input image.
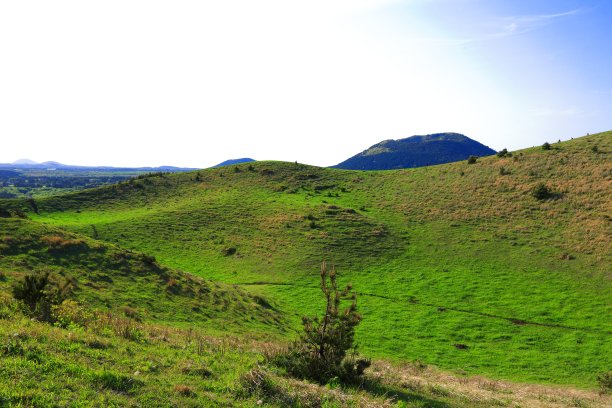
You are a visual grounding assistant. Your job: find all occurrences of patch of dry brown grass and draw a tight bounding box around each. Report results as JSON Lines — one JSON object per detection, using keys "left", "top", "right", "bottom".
{"left": 381, "top": 132, "right": 612, "bottom": 260}
{"left": 371, "top": 360, "right": 612, "bottom": 408}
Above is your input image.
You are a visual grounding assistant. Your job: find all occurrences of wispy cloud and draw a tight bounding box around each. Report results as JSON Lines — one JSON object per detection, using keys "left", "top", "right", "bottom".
{"left": 416, "top": 8, "right": 587, "bottom": 48}
{"left": 495, "top": 9, "right": 584, "bottom": 38}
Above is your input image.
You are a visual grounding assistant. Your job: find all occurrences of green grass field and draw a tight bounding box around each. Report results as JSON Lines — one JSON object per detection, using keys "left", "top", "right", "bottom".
{"left": 5, "top": 131, "right": 606, "bottom": 388}
{"left": 0, "top": 218, "right": 285, "bottom": 335}
{"left": 10, "top": 292, "right": 600, "bottom": 408}
{"left": 1, "top": 132, "right": 610, "bottom": 404}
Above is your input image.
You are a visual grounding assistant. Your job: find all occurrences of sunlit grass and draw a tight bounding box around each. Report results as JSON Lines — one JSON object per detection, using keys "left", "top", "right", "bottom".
{"left": 3, "top": 131, "right": 610, "bottom": 387}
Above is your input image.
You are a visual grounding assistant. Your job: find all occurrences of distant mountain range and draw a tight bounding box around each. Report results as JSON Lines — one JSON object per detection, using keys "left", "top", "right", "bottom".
{"left": 12, "top": 158, "right": 38, "bottom": 165}
{"left": 334, "top": 133, "right": 496, "bottom": 170}
{"left": 5, "top": 133, "right": 496, "bottom": 173}
{"left": 212, "top": 158, "right": 256, "bottom": 168}
{"left": 0, "top": 160, "right": 198, "bottom": 172}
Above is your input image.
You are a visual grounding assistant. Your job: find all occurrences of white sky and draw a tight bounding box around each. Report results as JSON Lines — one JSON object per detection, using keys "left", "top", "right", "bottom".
{"left": 1, "top": 0, "right": 610, "bottom": 167}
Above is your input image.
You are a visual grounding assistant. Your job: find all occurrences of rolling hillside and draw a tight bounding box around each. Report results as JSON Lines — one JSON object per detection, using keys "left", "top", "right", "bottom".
{"left": 2, "top": 131, "right": 610, "bottom": 388}
{"left": 0, "top": 218, "right": 284, "bottom": 333}
{"left": 334, "top": 133, "right": 496, "bottom": 170}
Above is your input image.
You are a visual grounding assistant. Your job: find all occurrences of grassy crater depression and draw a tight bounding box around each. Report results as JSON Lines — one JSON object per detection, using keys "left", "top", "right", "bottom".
{"left": 4, "top": 131, "right": 611, "bottom": 387}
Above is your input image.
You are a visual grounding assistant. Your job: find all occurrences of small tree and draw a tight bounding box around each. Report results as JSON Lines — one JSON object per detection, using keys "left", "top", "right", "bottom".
{"left": 542, "top": 142, "right": 551, "bottom": 150}
{"left": 12, "top": 271, "right": 73, "bottom": 322}
{"left": 277, "top": 262, "right": 369, "bottom": 384}
{"left": 467, "top": 155, "right": 478, "bottom": 164}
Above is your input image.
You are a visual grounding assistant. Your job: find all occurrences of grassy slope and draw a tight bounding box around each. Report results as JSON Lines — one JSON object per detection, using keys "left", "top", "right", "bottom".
{"left": 10, "top": 131, "right": 611, "bottom": 387}
{"left": 0, "top": 297, "right": 259, "bottom": 407}
{"left": 0, "top": 218, "right": 284, "bottom": 334}
{"left": 9, "top": 298, "right": 606, "bottom": 408}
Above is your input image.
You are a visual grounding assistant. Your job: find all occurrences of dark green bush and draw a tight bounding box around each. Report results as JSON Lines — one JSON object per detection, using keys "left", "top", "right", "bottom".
{"left": 274, "top": 262, "right": 370, "bottom": 385}
{"left": 467, "top": 156, "right": 478, "bottom": 164}
{"left": 223, "top": 247, "right": 237, "bottom": 256}
{"left": 497, "top": 148, "right": 511, "bottom": 158}
{"left": 11, "top": 271, "right": 74, "bottom": 322}
{"left": 0, "top": 205, "right": 26, "bottom": 218}
{"left": 542, "top": 142, "right": 551, "bottom": 150}
{"left": 532, "top": 183, "right": 555, "bottom": 200}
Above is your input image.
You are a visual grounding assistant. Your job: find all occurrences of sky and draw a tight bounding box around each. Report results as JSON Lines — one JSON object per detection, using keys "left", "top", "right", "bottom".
{"left": 1, "top": 0, "right": 610, "bottom": 168}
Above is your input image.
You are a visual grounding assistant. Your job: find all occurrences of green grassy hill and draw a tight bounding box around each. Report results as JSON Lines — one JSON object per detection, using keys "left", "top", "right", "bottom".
{"left": 2, "top": 131, "right": 610, "bottom": 389}
{"left": 0, "top": 218, "right": 284, "bottom": 334}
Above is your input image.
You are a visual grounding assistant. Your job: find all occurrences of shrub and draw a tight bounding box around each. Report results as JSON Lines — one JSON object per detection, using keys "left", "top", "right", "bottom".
{"left": 592, "top": 145, "right": 599, "bottom": 153}
{"left": 274, "top": 262, "right": 370, "bottom": 384}
{"left": 138, "top": 253, "right": 157, "bottom": 265}
{"left": 467, "top": 156, "right": 478, "bottom": 164}
{"left": 499, "top": 166, "right": 511, "bottom": 176}
{"left": 532, "top": 183, "right": 555, "bottom": 200}
{"left": 11, "top": 271, "right": 74, "bottom": 322}
{"left": 542, "top": 142, "right": 551, "bottom": 150}
{"left": 497, "top": 148, "right": 511, "bottom": 158}
{"left": 223, "top": 247, "right": 237, "bottom": 256}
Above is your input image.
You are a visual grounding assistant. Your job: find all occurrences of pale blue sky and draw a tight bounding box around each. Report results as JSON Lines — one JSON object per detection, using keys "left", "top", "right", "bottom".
{"left": 0, "top": 0, "right": 610, "bottom": 167}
